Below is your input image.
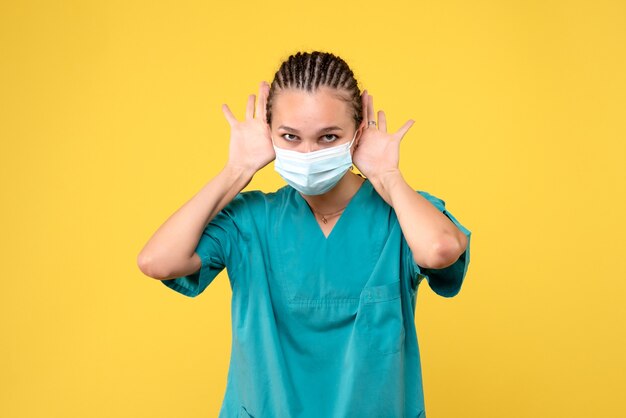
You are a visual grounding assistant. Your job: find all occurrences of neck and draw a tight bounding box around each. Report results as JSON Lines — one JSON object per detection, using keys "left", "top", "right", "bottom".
{"left": 300, "top": 171, "right": 365, "bottom": 213}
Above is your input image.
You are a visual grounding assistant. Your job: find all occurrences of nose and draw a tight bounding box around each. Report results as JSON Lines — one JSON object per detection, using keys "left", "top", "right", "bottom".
{"left": 300, "top": 141, "right": 320, "bottom": 153}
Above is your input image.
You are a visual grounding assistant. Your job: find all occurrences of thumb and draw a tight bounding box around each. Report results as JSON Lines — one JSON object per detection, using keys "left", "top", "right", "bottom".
{"left": 396, "top": 119, "right": 415, "bottom": 141}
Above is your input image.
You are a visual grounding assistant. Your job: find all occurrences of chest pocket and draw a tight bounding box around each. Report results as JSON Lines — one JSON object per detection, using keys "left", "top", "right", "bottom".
{"left": 361, "top": 279, "right": 406, "bottom": 355}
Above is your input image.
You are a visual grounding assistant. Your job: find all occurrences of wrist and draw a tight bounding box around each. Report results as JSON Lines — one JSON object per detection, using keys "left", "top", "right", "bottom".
{"left": 370, "top": 168, "right": 403, "bottom": 191}
{"left": 222, "top": 163, "right": 256, "bottom": 187}
{"left": 369, "top": 169, "right": 405, "bottom": 205}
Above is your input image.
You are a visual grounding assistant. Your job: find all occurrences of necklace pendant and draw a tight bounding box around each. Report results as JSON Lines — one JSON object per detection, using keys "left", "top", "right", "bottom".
{"left": 321, "top": 216, "right": 327, "bottom": 224}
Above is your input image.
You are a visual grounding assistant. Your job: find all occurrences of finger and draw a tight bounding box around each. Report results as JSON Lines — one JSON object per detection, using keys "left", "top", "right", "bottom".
{"left": 245, "top": 94, "right": 255, "bottom": 120}
{"left": 367, "top": 94, "right": 375, "bottom": 125}
{"left": 395, "top": 119, "right": 415, "bottom": 140}
{"left": 222, "top": 103, "right": 237, "bottom": 126}
{"left": 378, "top": 110, "right": 387, "bottom": 133}
{"left": 256, "top": 81, "right": 268, "bottom": 121}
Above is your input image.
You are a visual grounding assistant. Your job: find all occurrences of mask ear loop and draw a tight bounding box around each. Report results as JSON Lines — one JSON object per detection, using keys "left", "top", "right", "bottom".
{"left": 346, "top": 130, "right": 359, "bottom": 155}
{"left": 348, "top": 129, "right": 359, "bottom": 171}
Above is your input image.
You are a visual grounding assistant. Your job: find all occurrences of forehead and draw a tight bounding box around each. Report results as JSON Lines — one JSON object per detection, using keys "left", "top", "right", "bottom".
{"left": 271, "top": 87, "right": 353, "bottom": 129}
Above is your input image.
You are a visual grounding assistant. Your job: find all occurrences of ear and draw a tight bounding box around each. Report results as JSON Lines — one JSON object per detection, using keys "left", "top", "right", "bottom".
{"left": 356, "top": 121, "right": 366, "bottom": 140}
{"left": 358, "top": 117, "right": 367, "bottom": 131}
{"left": 351, "top": 125, "right": 364, "bottom": 157}
{"left": 356, "top": 121, "right": 366, "bottom": 141}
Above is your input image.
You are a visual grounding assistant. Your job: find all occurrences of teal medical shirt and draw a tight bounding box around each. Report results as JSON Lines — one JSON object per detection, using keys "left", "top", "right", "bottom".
{"left": 162, "top": 179, "right": 471, "bottom": 418}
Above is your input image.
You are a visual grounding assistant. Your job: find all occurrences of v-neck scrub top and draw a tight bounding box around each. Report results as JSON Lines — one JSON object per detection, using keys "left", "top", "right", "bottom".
{"left": 162, "top": 179, "right": 471, "bottom": 418}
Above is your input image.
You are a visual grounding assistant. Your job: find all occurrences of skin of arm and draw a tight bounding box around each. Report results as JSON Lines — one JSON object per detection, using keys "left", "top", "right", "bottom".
{"left": 136, "top": 165, "right": 255, "bottom": 280}
{"left": 353, "top": 91, "right": 468, "bottom": 270}
{"left": 369, "top": 169, "right": 468, "bottom": 270}
{"left": 137, "top": 82, "right": 274, "bottom": 280}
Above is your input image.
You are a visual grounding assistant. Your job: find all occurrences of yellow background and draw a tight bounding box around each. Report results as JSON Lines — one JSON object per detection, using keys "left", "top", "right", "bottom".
{"left": 1, "top": 0, "right": 624, "bottom": 417}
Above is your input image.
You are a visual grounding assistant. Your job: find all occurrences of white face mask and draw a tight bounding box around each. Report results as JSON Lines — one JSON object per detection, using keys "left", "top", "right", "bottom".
{"left": 272, "top": 131, "right": 358, "bottom": 195}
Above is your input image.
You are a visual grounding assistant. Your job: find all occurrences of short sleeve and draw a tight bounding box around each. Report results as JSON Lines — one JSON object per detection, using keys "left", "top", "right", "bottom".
{"left": 406, "top": 191, "right": 472, "bottom": 298}
{"left": 160, "top": 194, "right": 247, "bottom": 298}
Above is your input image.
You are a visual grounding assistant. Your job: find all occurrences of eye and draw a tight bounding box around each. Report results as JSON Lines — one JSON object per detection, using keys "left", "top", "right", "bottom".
{"left": 320, "top": 134, "right": 338, "bottom": 143}
{"left": 282, "top": 133, "right": 299, "bottom": 142}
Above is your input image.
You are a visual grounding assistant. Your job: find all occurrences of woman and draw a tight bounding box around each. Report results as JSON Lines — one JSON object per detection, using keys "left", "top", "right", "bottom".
{"left": 138, "top": 51, "right": 471, "bottom": 418}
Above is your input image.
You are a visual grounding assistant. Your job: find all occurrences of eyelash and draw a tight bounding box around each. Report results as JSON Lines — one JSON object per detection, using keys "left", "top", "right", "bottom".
{"left": 282, "top": 134, "right": 339, "bottom": 143}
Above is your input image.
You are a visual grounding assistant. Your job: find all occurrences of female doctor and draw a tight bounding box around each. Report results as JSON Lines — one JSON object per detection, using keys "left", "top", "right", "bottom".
{"left": 138, "top": 51, "right": 471, "bottom": 418}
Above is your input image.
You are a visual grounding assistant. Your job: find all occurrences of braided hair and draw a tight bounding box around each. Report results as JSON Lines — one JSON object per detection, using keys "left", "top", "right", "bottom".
{"left": 266, "top": 51, "right": 363, "bottom": 129}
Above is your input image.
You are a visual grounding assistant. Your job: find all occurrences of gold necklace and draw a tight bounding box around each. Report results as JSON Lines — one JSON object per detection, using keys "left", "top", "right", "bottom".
{"left": 311, "top": 206, "right": 347, "bottom": 224}
{"left": 306, "top": 175, "right": 363, "bottom": 224}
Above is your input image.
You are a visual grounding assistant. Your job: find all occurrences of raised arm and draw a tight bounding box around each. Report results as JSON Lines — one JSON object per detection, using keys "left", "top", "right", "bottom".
{"left": 137, "top": 81, "right": 275, "bottom": 280}
{"left": 352, "top": 91, "right": 467, "bottom": 270}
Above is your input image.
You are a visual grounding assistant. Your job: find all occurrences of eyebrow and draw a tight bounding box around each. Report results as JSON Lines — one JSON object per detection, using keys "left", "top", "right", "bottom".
{"left": 277, "top": 125, "right": 344, "bottom": 134}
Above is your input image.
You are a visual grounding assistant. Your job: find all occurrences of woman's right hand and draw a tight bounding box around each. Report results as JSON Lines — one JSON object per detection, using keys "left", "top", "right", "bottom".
{"left": 221, "top": 81, "right": 275, "bottom": 174}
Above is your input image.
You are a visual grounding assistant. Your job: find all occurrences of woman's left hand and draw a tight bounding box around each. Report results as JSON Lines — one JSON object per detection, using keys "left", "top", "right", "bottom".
{"left": 352, "top": 90, "right": 415, "bottom": 183}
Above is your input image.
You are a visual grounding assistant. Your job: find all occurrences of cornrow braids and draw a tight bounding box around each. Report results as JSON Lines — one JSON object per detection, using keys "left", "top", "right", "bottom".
{"left": 266, "top": 51, "right": 363, "bottom": 129}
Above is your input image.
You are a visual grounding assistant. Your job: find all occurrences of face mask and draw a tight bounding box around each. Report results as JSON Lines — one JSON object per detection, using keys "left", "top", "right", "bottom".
{"left": 272, "top": 131, "right": 357, "bottom": 195}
